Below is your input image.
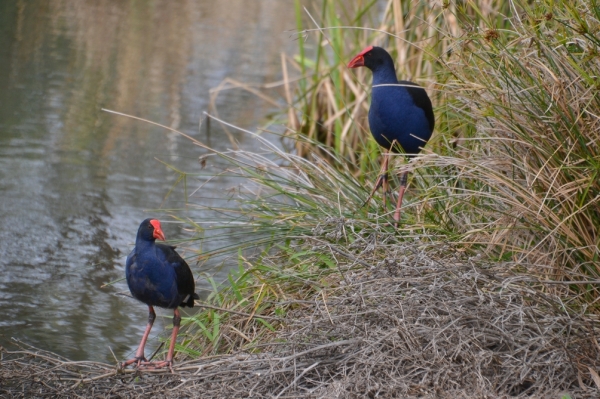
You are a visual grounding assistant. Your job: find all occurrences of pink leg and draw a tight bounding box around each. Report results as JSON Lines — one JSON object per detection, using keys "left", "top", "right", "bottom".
{"left": 140, "top": 308, "right": 181, "bottom": 372}
{"left": 122, "top": 306, "right": 156, "bottom": 368}
{"left": 393, "top": 171, "right": 408, "bottom": 227}
{"left": 362, "top": 152, "right": 390, "bottom": 209}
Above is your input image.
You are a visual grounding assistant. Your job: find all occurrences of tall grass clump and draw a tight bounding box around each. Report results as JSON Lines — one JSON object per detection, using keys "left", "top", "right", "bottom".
{"left": 283, "top": 0, "right": 599, "bottom": 299}
{"left": 428, "top": 0, "right": 600, "bottom": 290}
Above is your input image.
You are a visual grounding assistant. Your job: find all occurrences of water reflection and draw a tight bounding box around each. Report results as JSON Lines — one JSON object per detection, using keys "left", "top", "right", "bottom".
{"left": 0, "top": 0, "right": 296, "bottom": 361}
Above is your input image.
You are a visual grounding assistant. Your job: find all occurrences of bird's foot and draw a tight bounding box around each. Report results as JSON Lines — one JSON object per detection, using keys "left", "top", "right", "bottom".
{"left": 361, "top": 172, "right": 389, "bottom": 209}
{"left": 121, "top": 356, "right": 148, "bottom": 369}
{"left": 138, "top": 360, "right": 174, "bottom": 373}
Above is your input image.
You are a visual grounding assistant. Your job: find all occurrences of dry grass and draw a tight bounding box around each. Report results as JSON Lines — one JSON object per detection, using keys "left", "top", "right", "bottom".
{"left": 417, "top": 0, "right": 600, "bottom": 289}
{"left": 3, "top": 235, "right": 600, "bottom": 398}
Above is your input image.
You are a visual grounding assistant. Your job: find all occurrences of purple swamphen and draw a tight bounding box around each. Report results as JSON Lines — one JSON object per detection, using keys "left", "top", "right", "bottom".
{"left": 348, "top": 46, "right": 434, "bottom": 225}
{"left": 122, "top": 218, "right": 199, "bottom": 370}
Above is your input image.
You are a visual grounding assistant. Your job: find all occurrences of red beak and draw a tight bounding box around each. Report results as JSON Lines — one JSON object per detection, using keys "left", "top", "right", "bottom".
{"left": 149, "top": 219, "right": 166, "bottom": 241}
{"left": 347, "top": 54, "right": 364, "bottom": 68}
{"left": 348, "top": 45, "right": 373, "bottom": 68}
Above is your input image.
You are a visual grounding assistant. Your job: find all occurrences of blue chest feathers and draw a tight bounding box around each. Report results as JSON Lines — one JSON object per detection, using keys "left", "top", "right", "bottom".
{"left": 368, "top": 84, "right": 433, "bottom": 155}
{"left": 125, "top": 245, "right": 182, "bottom": 309}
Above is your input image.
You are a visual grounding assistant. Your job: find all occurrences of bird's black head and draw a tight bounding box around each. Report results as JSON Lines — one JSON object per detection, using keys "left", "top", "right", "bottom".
{"left": 348, "top": 46, "right": 395, "bottom": 73}
{"left": 137, "top": 218, "right": 166, "bottom": 242}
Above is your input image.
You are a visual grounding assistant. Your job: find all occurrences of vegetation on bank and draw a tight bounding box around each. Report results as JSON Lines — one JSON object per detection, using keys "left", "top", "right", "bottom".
{"left": 157, "top": 0, "right": 599, "bottom": 395}
{"left": 3, "top": 0, "right": 599, "bottom": 397}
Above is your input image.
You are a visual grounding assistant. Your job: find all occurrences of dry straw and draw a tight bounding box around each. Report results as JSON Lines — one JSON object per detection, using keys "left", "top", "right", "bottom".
{"left": 3, "top": 237, "right": 599, "bottom": 397}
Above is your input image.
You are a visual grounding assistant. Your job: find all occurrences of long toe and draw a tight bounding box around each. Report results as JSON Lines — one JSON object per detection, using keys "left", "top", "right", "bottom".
{"left": 138, "top": 360, "right": 174, "bottom": 372}
{"left": 121, "top": 356, "right": 148, "bottom": 369}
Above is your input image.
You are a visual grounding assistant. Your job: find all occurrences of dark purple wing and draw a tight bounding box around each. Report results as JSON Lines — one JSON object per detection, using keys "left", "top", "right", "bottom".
{"left": 156, "top": 243, "right": 199, "bottom": 308}
{"left": 400, "top": 80, "right": 435, "bottom": 132}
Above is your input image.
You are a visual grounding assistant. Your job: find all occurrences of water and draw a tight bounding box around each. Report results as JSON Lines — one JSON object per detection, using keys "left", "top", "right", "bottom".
{"left": 0, "top": 0, "right": 297, "bottom": 362}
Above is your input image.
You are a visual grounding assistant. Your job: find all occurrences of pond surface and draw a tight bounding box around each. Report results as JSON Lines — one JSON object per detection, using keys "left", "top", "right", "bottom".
{"left": 0, "top": 0, "right": 298, "bottom": 362}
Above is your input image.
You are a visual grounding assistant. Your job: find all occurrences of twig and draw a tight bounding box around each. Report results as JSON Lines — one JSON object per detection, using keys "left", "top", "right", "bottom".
{"left": 274, "top": 361, "right": 320, "bottom": 399}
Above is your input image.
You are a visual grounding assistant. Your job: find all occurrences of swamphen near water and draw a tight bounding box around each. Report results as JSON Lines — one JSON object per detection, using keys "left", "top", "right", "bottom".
{"left": 122, "top": 218, "right": 199, "bottom": 371}
{"left": 348, "top": 46, "right": 434, "bottom": 225}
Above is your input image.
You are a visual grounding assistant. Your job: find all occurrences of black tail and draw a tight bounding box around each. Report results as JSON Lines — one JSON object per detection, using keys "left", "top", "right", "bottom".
{"left": 181, "top": 292, "right": 200, "bottom": 308}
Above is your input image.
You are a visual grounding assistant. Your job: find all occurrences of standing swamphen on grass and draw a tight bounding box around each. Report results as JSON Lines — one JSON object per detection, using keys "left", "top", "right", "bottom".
{"left": 122, "top": 218, "right": 199, "bottom": 371}
{"left": 348, "top": 46, "right": 434, "bottom": 225}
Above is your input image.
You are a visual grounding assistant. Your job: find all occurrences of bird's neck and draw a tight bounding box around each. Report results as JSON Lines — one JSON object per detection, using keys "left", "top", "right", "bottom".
{"left": 372, "top": 66, "right": 398, "bottom": 85}
{"left": 136, "top": 237, "right": 156, "bottom": 251}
